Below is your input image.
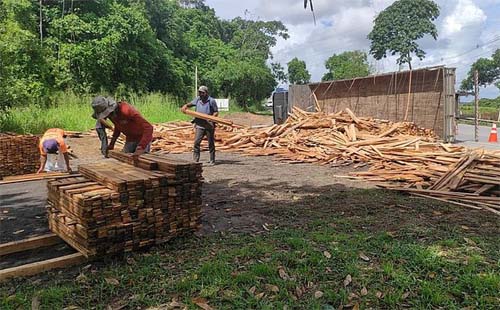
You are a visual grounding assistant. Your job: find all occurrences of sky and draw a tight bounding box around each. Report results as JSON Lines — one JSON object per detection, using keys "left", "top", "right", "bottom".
{"left": 205, "top": 0, "right": 500, "bottom": 98}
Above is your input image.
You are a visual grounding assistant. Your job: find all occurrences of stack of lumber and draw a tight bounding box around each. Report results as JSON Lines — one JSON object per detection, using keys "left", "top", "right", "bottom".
{"left": 47, "top": 176, "right": 122, "bottom": 257}
{"left": 47, "top": 156, "right": 203, "bottom": 258}
{"left": 0, "top": 133, "right": 40, "bottom": 179}
{"left": 108, "top": 150, "right": 203, "bottom": 183}
{"left": 151, "top": 107, "right": 499, "bottom": 215}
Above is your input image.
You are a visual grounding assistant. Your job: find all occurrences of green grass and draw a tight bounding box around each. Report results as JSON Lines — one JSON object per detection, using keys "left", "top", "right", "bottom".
{"left": 461, "top": 105, "right": 499, "bottom": 114}
{"left": 1, "top": 189, "right": 498, "bottom": 310}
{"left": 0, "top": 92, "right": 189, "bottom": 134}
{"left": 0, "top": 93, "right": 268, "bottom": 134}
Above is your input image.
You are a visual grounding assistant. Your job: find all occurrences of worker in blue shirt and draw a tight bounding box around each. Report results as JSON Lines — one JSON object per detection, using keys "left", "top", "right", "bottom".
{"left": 182, "top": 86, "right": 219, "bottom": 165}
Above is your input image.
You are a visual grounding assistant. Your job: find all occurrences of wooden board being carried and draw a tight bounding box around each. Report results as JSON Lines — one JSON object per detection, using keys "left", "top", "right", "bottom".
{"left": 182, "top": 109, "right": 237, "bottom": 127}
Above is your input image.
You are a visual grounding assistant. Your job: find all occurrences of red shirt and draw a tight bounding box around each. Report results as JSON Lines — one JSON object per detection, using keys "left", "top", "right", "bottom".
{"left": 110, "top": 102, "right": 153, "bottom": 149}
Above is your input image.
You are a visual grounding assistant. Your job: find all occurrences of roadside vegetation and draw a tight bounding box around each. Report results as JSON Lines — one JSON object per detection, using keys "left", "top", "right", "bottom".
{"left": 459, "top": 97, "right": 500, "bottom": 123}
{"left": 0, "top": 92, "right": 188, "bottom": 134}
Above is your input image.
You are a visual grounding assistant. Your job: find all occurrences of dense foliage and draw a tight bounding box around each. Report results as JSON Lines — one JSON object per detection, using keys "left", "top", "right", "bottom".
{"left": 368, "top": 0, "right": 440, "bottom": 69}
{"left": 461, "top": 49, "right": 500, "bottom": 92}
{"left": 322, "top": 50, "right": 372, "bottom": 81}
{"left": 0, "top": 0, "right": 288, "bottom": 109}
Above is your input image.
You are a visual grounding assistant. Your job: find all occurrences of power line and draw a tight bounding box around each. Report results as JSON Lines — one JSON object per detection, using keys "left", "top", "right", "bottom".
{"left": 439, "top": 34, "right": 500, "bottom": 62}
{"left": 445, "top": 43, "right": 500, "bottom": 68}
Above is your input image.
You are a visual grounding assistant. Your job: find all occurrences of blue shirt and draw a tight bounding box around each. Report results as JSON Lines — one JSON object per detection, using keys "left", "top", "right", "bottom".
{"left": 190, "top": 96, "right": 218, "bottom": 115}
{"left": 190, "top": 96, "right": 218, "bottom": 129}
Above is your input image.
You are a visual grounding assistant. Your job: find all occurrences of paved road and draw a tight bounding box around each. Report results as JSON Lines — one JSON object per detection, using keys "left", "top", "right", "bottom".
{"left": 456, "top": 124, "right": 500, "bottom": 150}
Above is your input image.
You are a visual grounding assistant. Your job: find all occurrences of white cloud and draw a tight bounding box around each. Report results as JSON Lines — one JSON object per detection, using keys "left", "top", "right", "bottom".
{"left": 442, "top": 0, "right": 486, "bottom": 37}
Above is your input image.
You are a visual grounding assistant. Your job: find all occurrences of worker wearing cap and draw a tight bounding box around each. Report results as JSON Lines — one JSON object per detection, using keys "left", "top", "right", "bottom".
{"left": 91, "top": 96, "right": 153, "bottom": 159}
{"left": 37, "top": 128, "right": 72, "bottom": 173}
{"left": 181, "top": 86, "right": 219, "bottom": 165}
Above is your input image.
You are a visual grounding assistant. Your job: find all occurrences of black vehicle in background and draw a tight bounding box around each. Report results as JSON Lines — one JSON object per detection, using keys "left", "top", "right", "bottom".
{"left": 272, "top": 88, "right": 289, "bottom": 125}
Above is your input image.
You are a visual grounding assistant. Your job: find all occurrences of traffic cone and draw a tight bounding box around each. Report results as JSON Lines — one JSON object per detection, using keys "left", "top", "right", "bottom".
{"left": 488, "top": 123, "right": 498, "bottom": 142}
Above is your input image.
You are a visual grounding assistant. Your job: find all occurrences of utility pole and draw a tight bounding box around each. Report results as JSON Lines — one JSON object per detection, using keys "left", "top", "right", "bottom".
{"left": 474, "top": 70, "right": 479, "bottom": 142}
{"left": 39, "top": 0, "right": 43, "bottom": 44}
{"left": 194, "top": 65, "right": 198, "bottom": 97}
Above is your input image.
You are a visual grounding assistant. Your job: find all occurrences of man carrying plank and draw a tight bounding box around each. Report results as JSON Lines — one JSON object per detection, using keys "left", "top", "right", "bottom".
{"left": 37, "top": 128, "right": 72, "bottom": 173}
{"left": 181, "top": 86, "right": 219, "bottom": 165}
{"left": 91, "top": 96, "right": 153, "bottom": 160}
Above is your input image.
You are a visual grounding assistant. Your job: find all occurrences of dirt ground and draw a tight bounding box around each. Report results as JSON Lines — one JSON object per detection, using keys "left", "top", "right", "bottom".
{"left": 221, "top": 112, "right": 273, "bottom": 127}
{"left": 1, "top": 113, "right": 497, "bottom": 273}
{"left": 0, "top": 134, "right": 371, "bottom": 243}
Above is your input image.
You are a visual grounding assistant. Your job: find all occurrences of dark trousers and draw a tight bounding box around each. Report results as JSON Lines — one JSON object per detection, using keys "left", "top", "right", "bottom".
{"left": 123, "top": 141, "right": 151, "bottom": 153}
{"left": 96, "top": 128, "right": 108, "bottom": 156}
{"left": 193, "top": 126, "right": 215, "bottom": 162}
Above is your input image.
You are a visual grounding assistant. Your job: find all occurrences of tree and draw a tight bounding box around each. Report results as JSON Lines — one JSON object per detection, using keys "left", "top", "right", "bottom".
{"left": 287, "top": 57, "right": 310, "bottom": 84}
{"left": 229, "top": 18, "right": 289, "bottom": 60}
{"left": 0, "top": 0, "right": 50, "bottom": 109}
{"left": 368, "top": 0, "right": 440, "bottom": 69}
{"left": 322, "top": 50, "right": 371, "bottom": 81}
{"left": 0, "top": 0, "right": 288, "bottom": 107}
{"left": 206, "top": 57, "right": 276, "bottom": 107}
{"left": 461, "top": 49, "right": 500, "bottom": 91}
{"left": 271, "top": 62, "right": 287, "bottom": 84}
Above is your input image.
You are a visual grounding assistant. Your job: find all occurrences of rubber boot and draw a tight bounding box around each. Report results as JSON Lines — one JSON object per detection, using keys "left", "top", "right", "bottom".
{"left": 193, "top": 152, "right": 200, "bottom": 163}
{"left": 207, "top": 152, "right": 216, "bottom": 166}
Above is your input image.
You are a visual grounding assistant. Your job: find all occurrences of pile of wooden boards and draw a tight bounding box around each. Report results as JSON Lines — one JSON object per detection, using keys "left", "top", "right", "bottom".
{"left": 150, "top": 107, "right": 499, "bottom": 215}
{"left": 47, "top": 155, "right": 203, "bottom": 258}
{"left": 0, "top": 133, "right": 40, "bottom": 179}
{"left": 390, "top": 151, "right": 500, "bottom": 215}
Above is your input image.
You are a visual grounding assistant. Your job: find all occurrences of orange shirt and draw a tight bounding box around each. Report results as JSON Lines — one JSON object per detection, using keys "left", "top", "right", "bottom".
{"left": 39, "top": 128, "right": 68, "bottom": 155}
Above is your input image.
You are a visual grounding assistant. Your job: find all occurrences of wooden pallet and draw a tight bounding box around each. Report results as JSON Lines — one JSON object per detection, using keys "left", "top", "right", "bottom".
{"left": 0, "top": 234, "right": 87, "bottom": 282}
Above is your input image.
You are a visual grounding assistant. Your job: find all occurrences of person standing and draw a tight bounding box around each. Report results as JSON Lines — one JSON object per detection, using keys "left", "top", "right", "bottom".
{"left": 37, "top": 128, "right": 72, "bottom": 173}
{"left": 91, "top": 96, "right": 153, "bottom": 160}
{"left": 95, "top": 118, "right": 113, "bottom": 157}
{"left": 181, "top": 86, "right": 218, "bottom": 165}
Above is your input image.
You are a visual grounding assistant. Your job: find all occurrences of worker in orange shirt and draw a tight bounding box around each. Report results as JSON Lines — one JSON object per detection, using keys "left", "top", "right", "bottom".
{"left": 37, "top": 128, "right": 72, "bottom": 173}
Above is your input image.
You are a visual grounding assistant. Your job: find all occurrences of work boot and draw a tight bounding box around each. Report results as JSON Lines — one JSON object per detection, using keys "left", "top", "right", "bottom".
{"left": 206, "top": 152, "right": 216, "bottom": 166}
{"left": 193, "top": 152, "right": 200, "bottom": 163}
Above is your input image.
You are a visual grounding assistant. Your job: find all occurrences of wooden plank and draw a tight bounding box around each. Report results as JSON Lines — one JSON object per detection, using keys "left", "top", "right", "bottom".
{"left": 0, "top": 234, "right": 61, "bottom": 257}
{"left": 411, "top": 193, "right": 482, "bottom": 210}
{"left": 182, "top": 109, "right": 236, "bottom": 126}
{"left": 0, "top": 173, "right": 72, "bottom": 185}
{"left": 473, "top": 184, "right": 496, "bottom": 195}
{"left": 0, "top": 253, "right": 87, "bottom": 282}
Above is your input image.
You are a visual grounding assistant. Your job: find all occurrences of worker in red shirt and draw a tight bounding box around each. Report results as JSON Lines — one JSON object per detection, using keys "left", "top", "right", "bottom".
{"left": 91, "top": 96, "right": 153, "bottom": 158}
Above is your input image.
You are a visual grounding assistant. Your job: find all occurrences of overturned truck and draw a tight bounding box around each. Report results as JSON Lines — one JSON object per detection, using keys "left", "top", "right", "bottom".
{"left": 287, "top": 66, "right": 457, "bottom": 142}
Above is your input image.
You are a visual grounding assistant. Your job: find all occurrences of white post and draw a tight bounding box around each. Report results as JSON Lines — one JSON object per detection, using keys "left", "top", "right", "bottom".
{"left": 194, "top": 65, "right": 198, "bottom": 98}
{"left": 474, "top": 70, "right": 479, "bottom": 142}
{"left": 39, "top": 0, "right": 43, "bottom": 44}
